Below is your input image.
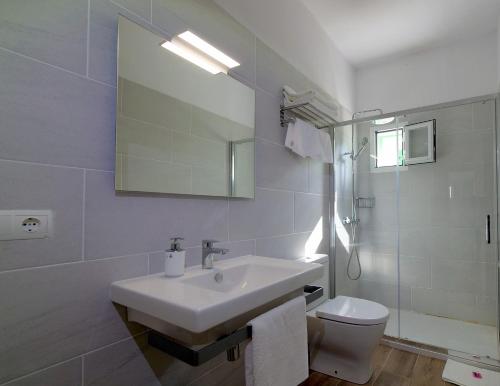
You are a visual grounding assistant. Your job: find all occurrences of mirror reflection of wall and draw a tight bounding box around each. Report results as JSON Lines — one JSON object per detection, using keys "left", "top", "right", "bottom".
{"left": 116, "top": 16, "right": 255, "bottom": 198}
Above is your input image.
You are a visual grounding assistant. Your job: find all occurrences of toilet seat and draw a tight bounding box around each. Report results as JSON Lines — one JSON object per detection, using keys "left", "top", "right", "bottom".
{"left": 314, "top": 296, "right": 389, "bottom": 326}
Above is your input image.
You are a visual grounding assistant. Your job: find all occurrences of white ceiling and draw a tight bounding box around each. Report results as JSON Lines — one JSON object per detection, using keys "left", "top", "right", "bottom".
{"left": 299, "top": 0, "right": 500, "bottom": 67}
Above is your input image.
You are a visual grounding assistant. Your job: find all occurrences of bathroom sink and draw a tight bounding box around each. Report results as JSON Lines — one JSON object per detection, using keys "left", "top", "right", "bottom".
{"left": 111, "top": 255, "right": 322, "bottom": 333}
{"left": 181, "top": 263, "right": 300, "bottom": 293}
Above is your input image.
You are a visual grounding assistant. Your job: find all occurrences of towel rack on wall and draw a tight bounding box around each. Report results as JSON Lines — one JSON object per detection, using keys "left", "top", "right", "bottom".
{"left": 148, "top": 285, "right": 323, "bottom": 367}
{"left": 280, "top": 102, "right": 338, "bottom": 129}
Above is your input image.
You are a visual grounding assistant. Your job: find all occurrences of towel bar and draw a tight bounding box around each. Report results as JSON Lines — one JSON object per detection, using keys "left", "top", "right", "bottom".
{"left": 148, "top": 285, "right": 323, "bottom": 366}
{"left": 280, "top": 101, "right": 337, "bottom": 129}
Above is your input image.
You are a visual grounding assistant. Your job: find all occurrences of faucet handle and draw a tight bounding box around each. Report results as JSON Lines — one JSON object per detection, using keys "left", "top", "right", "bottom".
{"left": 202, "top": 239, "right": 219, "bottom": 248}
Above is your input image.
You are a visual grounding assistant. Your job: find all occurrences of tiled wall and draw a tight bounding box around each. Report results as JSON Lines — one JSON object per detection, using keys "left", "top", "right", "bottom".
{"left": 336, "top": 101, "right": 497, "bottom": 326}
{"left": 0, "top": 0, "right": 339, "bottom": 384}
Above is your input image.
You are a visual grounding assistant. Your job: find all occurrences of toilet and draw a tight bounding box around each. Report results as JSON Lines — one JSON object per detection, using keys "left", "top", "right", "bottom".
{"left": 301, "top": 255, "right": 389, "bottom": 385}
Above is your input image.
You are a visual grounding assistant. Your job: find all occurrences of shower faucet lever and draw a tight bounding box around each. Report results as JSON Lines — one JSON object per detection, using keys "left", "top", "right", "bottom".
{"left": 342, "top": 217, "right": 360, "bottom": 225}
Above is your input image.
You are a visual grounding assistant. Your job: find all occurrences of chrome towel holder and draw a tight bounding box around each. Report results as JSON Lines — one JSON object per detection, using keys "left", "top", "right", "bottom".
{"left": 148, "top": 285, "right": 323, "bottom": 366}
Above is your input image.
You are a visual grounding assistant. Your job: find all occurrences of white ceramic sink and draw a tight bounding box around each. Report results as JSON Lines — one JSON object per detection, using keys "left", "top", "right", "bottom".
{"left": 111, "top": 255, "right": 322, "bottom": 333}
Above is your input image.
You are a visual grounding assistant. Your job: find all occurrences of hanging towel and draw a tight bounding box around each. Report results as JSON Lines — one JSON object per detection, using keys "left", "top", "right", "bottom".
{"left": 318, "top": 130, "right": 334, "bottom": 163}
{"left": 285, "top": 118, "right": 333, "bottom": 163}
{"left": 245, "top": 296, "right": 308, "bottom": 386}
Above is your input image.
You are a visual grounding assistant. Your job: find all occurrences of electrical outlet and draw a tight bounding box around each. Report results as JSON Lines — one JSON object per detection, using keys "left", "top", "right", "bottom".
{"left": 0, "top": 210, "right": 52, "bottom": 240}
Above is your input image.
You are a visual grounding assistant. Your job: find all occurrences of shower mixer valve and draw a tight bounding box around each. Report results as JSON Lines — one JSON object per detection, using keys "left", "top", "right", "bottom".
{"left": 342, "top": 217, "right": 360, "bottom": 225}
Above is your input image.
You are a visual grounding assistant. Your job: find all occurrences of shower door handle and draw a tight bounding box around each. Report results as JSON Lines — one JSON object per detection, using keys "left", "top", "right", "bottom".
{"left": 486, "top": 214, "right": 491, "bottom": 244}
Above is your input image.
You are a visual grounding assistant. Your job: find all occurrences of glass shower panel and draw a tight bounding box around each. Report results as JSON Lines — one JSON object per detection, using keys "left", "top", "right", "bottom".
{"left": 397, "top": 100, "right": 499, "bottom": 360}
{"left": 333, "top": 120, "right": 399, "bottom": 338}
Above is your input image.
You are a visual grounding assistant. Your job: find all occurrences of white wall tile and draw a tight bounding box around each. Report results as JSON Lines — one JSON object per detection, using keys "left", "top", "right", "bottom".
{"left": 0, "top": 161, "right": 84, "bottom": 271}
{"left": 84, "top": 170, "right": 228, "bottom": 259}
{"left": 0, "top": 50, "right": 116, "bottom": 170}
{"left": 83, "top": 334, "right": 225, "bottom": 386}
{"left": 256, "top": 232, "right": 313, "bottom": 260}
{"left": 89, "top": 0, "right": 160, "bottom": 85}
{"left": 0, "top": 255, "right": 147, "bottom": 384}
{"left": 228, "top": 188, "right": 293, "bottom": 241}
{"left": 294, "top": 193, "right": 327, "bottom": 233}
{"left": 255, "top": 139, "right": 308, "bottom": 192}
{"left": 0, "top": 0, "right": 88, "bottom": 74}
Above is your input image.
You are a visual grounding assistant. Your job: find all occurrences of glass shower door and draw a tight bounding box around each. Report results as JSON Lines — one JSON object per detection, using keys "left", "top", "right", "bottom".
{"left": 396, "top": 100, "right": 499, "bottom": 361}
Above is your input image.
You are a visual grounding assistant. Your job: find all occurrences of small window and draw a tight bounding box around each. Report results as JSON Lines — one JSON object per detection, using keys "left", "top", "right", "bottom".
{"left": 375, "top": 128, "right": 404, "bottom": 168}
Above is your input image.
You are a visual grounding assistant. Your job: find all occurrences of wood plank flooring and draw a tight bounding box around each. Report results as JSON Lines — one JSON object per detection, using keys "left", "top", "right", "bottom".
{"left": 300, "top": 345, "right": 455, "bottom": 386}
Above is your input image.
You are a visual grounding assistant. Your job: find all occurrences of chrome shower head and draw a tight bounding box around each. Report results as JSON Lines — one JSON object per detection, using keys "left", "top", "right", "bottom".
{"left": 352, "top": 137, "right": 369, "bottom": 160}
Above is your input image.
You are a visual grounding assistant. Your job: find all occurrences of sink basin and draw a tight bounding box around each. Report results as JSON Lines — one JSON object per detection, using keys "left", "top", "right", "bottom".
{"left": 181, "top": 263, "right": 299, "bottom": 293}
{"left": 111, "top": 255, "right": 322, "bottom": 333}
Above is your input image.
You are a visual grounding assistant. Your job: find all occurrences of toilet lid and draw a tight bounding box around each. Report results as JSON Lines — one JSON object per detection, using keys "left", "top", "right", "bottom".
{"left": 315, "top": 296, "right": 389, "bottom": 325}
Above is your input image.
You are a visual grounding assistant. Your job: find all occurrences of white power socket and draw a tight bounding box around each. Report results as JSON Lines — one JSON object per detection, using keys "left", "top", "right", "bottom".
{"left": 0, "top": 210, "right": 52, "bottom": 241}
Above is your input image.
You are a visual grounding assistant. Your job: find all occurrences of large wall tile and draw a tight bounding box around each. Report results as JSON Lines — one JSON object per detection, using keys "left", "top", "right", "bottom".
{"left": 84, "top": 171, "right": 228, "bottom": 259}
{"left": 0, "top": 50, "right": 115, "bottom": 170}
{"left": 0, "top": 162, "right": 83, "bottom": 271}
{"left": 2, "top": 358, "right": 82, "bottom": 386}
{"left": 411, "top": 288, "right": 494, "bottom": 325}
{"left": 294, "top": 193, "right": 327, "bottom": 233}
{"left": 228, "top": 188, "right": 293, "bottom": 241}
{"left": 256, "top": 232, "right": 312, "bottom": 260}
{"left": 0, "top": 255, "right": 147, "bottom": 384}
{"left": 308, "top": 159, "right": 330, "bottom": 195}
{"left": 83, "top": 334, "right": 226, "bottom": 386}
{"left": 255, "top": 139, "right": 308, "bottom": 192}
{"left": 89, "top": 0, "right": 163, "bottom": 85}
{"left": 357, "top": 280, "right": 411, "bottom": 310}
{"left": 112, "top": 0, "right": 151, "bottom": 19}
{"left": 255, "top": 88, "right": 284, "bottom": 145}
{"left": 431, "top": 260, "right": 496, "bottom": 296}
{"left": 255, "top": 39, "right": 314, "bottom": 98}
{"left": 149, "top": 239, "right": 255, "bottom": 273}
{"left": 0, "top": 0, "right": 87, "bottom": 74}
{"left": 152, "top": 0, "right": 256, "bottom": 84}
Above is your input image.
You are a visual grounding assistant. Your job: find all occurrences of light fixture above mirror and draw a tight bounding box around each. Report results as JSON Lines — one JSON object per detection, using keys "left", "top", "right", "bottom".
{"left": 161, "top": 31, "right": 240, "bottom": 74}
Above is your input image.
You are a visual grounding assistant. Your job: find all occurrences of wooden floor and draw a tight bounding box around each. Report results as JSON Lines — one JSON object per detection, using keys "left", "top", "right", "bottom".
{"left": 300, "top": 345, "right": 455, "bottom": 386}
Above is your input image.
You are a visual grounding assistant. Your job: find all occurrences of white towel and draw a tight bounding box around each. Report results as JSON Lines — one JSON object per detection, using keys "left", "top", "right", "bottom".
{"left": 245, "top": 297, "right": 308, "bottom": 386}
{"left": 285, "top": 118, "right": 333, "bottom": 163}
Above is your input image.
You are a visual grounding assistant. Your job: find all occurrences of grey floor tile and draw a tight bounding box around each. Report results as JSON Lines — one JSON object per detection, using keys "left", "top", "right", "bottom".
{"left": 2, "top": 358, "right": 82, "bottom": 386}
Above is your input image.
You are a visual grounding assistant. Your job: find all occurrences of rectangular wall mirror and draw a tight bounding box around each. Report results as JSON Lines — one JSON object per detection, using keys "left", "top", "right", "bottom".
{"left": 116, "top": 16, "right": 255, "bottom": 198}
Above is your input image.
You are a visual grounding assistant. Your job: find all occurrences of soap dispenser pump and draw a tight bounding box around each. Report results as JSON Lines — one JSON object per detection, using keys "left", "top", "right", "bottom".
{"left": 165, "top": 237, "right": 185, "bottom": 277}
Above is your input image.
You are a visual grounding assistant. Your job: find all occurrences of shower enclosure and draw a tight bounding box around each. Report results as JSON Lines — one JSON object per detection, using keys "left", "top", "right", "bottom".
{"left": 331, "top": 95, "right": 500, "bottom": 367}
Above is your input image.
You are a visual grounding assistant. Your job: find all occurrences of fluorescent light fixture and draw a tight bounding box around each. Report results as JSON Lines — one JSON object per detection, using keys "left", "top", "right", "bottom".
{"left": 178, "top": 31, "right": 240, "bottom": 69}
{"left": 161, "top": 31, "right": 240, "bottom": 75}
{"left": 374, "top": 117, "right": 395, "bottom": 125}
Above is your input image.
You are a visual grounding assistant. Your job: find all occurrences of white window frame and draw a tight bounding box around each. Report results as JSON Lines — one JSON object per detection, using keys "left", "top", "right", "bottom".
{"left": 369, "top": 122, "right": 408, "bottom": 173}
{"left": 404, "top": 119, "right": 436, "bottom": 165}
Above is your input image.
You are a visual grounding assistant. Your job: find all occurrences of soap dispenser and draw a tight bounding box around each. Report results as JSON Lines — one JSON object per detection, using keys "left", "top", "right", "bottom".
{"left": 165, "top": 237, "right": 185, "bottom": 277}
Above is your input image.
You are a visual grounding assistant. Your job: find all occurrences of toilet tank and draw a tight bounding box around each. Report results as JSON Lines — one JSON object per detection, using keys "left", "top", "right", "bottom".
{"left": 300, "top": 254, "right": 329, "bottom": 310}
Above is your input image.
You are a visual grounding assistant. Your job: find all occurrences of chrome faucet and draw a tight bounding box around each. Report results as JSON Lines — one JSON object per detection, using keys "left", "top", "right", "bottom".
{"left": 202, "top": 240, "right": 229, "bottom": 269}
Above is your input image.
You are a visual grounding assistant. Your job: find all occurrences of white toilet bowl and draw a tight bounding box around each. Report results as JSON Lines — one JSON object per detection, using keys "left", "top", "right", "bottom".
{"left": 307, "top": 296, "right": 389, "bottom": 384}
